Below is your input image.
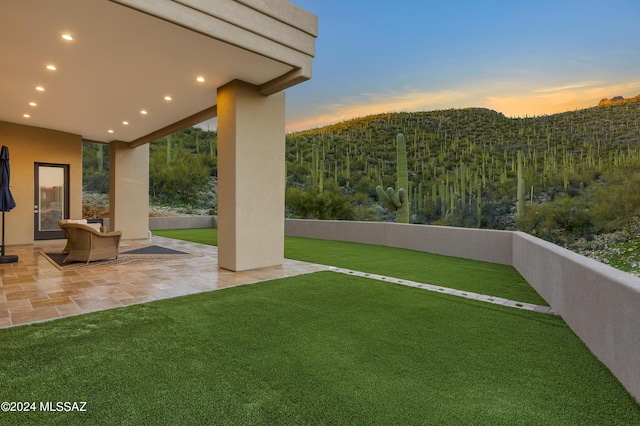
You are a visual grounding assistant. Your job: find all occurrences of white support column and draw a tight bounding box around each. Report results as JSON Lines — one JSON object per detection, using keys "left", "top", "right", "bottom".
{"left": 109, "top": 141, "right": 149, "bottom": 239}
{"left": 217, "top": 80, "right": 285, "bottom": 271}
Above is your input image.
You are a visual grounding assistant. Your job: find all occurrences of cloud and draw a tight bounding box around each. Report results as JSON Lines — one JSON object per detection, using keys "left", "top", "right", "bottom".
{"left": 533, "top": 81, "right": 599, "bottom": 93}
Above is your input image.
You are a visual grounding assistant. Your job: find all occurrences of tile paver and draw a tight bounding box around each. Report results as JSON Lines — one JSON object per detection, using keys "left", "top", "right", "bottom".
{"left": 328, "top": 267, "right": 557, "bottom": 315}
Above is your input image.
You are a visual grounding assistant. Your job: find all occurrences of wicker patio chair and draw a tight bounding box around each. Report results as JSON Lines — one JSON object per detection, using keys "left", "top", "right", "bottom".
{"left": 58, "top": 221, "right": 122, "bottom": 263}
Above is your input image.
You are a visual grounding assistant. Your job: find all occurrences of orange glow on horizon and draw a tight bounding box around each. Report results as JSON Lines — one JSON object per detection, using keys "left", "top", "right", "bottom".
{"left": 287, "top": 81, "right": 640, "bottom": 132}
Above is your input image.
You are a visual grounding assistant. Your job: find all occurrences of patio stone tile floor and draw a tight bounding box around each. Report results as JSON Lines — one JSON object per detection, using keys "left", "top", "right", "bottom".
{"left": 0, "top": 236, "right": 331, "bottom": 328}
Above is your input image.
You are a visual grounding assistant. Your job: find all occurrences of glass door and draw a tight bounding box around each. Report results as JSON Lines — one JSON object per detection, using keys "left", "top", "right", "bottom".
{"left": 34, "top": 163, "right": 69, "bottom": 240}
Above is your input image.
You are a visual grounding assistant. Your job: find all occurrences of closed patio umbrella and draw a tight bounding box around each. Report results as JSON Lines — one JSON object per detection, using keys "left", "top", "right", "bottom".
{"left": 0, "top": 145, "right": 18, "bottom": 263}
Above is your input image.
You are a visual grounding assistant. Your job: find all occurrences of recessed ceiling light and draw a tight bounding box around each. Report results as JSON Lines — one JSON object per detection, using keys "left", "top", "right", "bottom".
{"left": 61, "top": 34, "right": 73, "bottom": 41}
{"left": 29, "top": 102, "right": 37, "bottom": 107}
{"left": 196, "top": 76, "right": 205, "bottom": 82}
{"left": 36, "top": 86, "right": 45, "bottom": 91}
{"left": 46, "top": 64, "right": 56, "bottom": 71}
{"left": 108, "top": 130, "right": 114, "bottom": 134}
{"left": 140, "top": 110, "right": 148, "bottom": 115}
{"left": 164, "top": 96, "right": 172, "bottom": 101}
{"left": 122, "top": 121, "right": 129, "bottom": 125}
{"left": 23, "top": 114, "right": 30, "bottom": 118}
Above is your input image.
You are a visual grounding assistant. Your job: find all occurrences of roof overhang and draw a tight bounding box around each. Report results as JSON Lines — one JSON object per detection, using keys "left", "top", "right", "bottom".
{"left": 0, "top": 0, "right": 317, "bottom": 144}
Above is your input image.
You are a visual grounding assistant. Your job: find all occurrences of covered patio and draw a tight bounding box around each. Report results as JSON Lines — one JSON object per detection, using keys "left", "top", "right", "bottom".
{"left": 0, "top": 0, "right": 317, "bottom": 271}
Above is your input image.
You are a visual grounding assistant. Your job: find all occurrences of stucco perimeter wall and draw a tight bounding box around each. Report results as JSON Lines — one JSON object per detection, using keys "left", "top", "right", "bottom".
{"left": 149, "top": 216, "right": 217, "bottom": 231}
{"left": 284, "top": 219, "right": 512, "bottom": 265}
{"left": 512, "top": 231, "right": 640, "bottom": 402}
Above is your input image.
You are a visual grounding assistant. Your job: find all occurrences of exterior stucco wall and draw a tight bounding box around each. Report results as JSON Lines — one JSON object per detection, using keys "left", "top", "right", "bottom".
{"left": 113, "top": 0, "right": 317, "bottom": 94}
{"left": 0, "top": 121, "right": 82, "bottom": 245}
{"left": 149, "top": 215, "right": 217, "bottom": 230}
{"left": 109, "top": 142, "right": 149, "bottom": 239}
{"left": 284, "top": 219, "right": 513, "bottom": 265}
{"left": 217, "top": 80, "right": 285, "bottom": 271}
{"left": 512, "top": 231, "right": 640, "bottom": 403}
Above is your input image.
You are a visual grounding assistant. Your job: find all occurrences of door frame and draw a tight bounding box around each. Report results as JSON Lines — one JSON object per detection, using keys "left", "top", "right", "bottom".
{"left": 34, "top": 162, "right": 70, "bottom": 240}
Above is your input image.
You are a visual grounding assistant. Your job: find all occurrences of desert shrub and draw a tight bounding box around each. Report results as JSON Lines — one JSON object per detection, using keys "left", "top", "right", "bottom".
{"left": 149, "top": 147, "right": 210, "bottom": 205}
{"left": 518, "top": 194, "right": 594, "bottom": 244}
{"left": 82, "top": 142, "right": 109, "bottom": 193}
{"left": 83, "top": 171, "right": 109, "bottom": 193}
{"left": 590, "top": 162, "right": 640, "bottom": 233}
{"left": 286, "top": 181, "right": 355, "bottom": 220}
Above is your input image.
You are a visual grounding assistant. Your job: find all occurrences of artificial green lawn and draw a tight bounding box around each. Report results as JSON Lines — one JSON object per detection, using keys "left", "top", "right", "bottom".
{"left": 153, "top": 227, "right": 546, "bottom": 305}
{"left": 1, "top": 272, "right": 638, "bottom": 425}
{"left": 153, "top": 227, "right": 219, "bottom": 247}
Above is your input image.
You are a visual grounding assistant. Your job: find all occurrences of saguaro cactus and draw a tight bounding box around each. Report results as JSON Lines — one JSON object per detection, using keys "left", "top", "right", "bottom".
{"left": 376, "top": 134, "right": 409, "bottom": 223}
{"left": 516, "top": 150, "right": 525, "bottom": 218}
{"left": 476, "top": 182, "right": 482, "bottom": 228}
{"left": 97, "top": 144, "right": 103, "bottom": 171}
{"left": 310, "top": 143, "right": 323, "bottom": 193}
{"left": 166, "top": 137, "right": 172, "bottom": 164}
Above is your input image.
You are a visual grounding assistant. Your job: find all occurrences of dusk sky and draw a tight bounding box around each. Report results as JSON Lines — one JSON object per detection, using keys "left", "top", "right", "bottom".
{"left": 285, "top": 1, "right": 640, "bottom": 132}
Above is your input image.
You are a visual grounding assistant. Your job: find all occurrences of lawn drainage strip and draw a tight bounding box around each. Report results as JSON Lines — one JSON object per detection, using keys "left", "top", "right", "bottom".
{"left": 327, "top": 267, "right": 557, "bottom": 315}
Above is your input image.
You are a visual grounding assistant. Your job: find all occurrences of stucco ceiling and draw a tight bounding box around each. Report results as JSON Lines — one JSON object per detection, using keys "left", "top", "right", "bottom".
{"left": 0, "top": 0, "right": 294, "bottom": 143}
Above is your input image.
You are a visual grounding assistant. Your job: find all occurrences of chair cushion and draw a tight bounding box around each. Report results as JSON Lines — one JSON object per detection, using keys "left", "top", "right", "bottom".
{"left": 86, "top": 223, "right": 102, "bottom": 232}
{"left": 60, "top": 219, "right": 102, "bottom": 232}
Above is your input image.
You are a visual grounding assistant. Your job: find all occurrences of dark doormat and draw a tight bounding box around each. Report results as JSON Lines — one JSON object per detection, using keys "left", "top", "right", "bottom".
{"left": 122, "top": 245, "right": 188, "bottom": 255}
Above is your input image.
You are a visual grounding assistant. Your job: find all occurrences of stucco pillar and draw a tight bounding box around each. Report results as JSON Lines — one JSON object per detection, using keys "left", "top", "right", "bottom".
{"left": 109, "top": 141, "right": 149, "bottom": 239}
{"left": 217, "top": 80, "right": 285, "bottom": 271}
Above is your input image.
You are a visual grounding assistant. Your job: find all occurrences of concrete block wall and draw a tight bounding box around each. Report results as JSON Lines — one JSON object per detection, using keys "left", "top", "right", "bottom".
{"left": 283, "top": 219, "right": 640, "bottom": 403}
